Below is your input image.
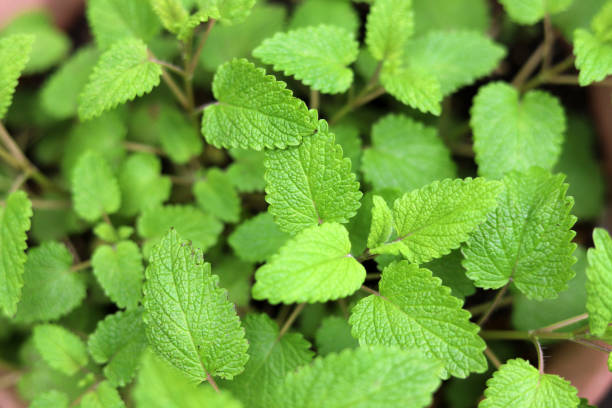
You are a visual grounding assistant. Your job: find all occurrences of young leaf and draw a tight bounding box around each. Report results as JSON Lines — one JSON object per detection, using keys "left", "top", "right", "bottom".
{"left": 133, "top": 350, "right": 243, "bottom": 408}
{"left": 265, "top": 121, "right": 362, "bottom": 234}
{"left": 15, "top": 242, "right": 86, "bottom": 323}
{"left": 71, "top": 151, "right": 121, "bottom": 222}
{"left": 194, "top": 0, "right": 256, "bottom": 25}
{"left": 33, "top": 325, "right": 88, "bottom": 376}
{"left": 315, "top": 316, "right": 358, "bottom": 356}
{"left": 253, "top": 24, "right": 359, "bottom": 94}
{"left": 151, "top": 0, "right": 189, "bottom": 34}
{"left": 366, "top": 0, "right": 414, "bottom": 61}
{"left": 252, "top": 223, "right": 366, "bottom": 304}
{"left": 157, "top": 107, "right": 203, "bottom": 164}
{"left": 402, "top": 30, "right": 506, "bottom": 96}
{"left": 463, "top": 168, "right": 577, "bottom": 300}
{"left": 143, "top": 229, "right": 249, "bottom": 381}
{"left": 361, "top": 114, "right": 455, "bottom": 192}
{"left": 272, "top": 346, "right": 442, "bottom": 408}
{"left": 30, "top": 390, "right": 69, "bottom": 408}
{"left": 371, "top": 178, "right": 502, "bottom": 264}
{"left": 78, "top": 38, "right": 162, "bottom": 121}
{"left": 585, "top": 228, "right": 612, "bottom": 336}
{"left": 202, "top": 58, "right": 318, "bottom": 150}
{"left": 0, "top": 34, "right": 34, "bottom": 120}
{"left": 499, "top": 0, "right": 573, "bottom": 24}
{"left": 79, "top": 381, "right": 125, "bottom": 408}
{"left": 0, "top": 190, "right": 32, "bottom": 316}
{"left": 367, "top": 195, "right": 393, "bottom": 249}
{"left": 228, "top": 212, "right": 290, "bottom": 263}
{"left": 88, "top": 309, "right": 147, "bottom": 387}
{"left": 471, "top": 82, "right": 565, "bottom": 179}
{"left": 118, "top": 153, "right": 171, "bottom": 216}
{"left": 221, "top": 314, "right": 314, "bottom": 408}
{"left": 350, "top": 261, "right": 487, "bottom": 378}
{"left": 91, "top": 241, "right": 144, "bottom": 310}
{"left": 193, "top": 168, "right": 241, "bottom": 223}
{"left": 480, "top": 358, "right": 580, "bottom": 407}
{"left": 380, "top": 63, "right": 442, "bottom": 115}
{"left": 574, "top": 29, "right": 612, "bottom": 86}
{"left": 87, "top": 0, "right": 161, "bottom": 49}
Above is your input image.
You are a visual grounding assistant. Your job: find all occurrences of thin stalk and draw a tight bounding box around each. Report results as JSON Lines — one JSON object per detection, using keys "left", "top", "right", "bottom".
{"left": 0, "top": 145, "right": 21, "bottom": 169}
{"left": 571, "top": 339, "right": 612, "bottom": 353}
{"left": 206, "top": 372, "right": 220, "bottom": 393}
{"left": 468, "top": 296, "right": 513, "bottom": 317}
{"left": 545, "top": 75, "right": 612, "bottom": 86}
{"left": 187, "top": 19, "right": 216, "bottom": 77}
{"left": 521, "top": 55, "right": 575, "bottom": 92}
{"left": 542, "top": 14, "right": 554, "bottom": 71}
{"left": 477, "top": 283, "right": 510, "bottom": 327}
{"left": 480, "top": 330, "right": 574, "bottom": 341}
{"left": 70, "top": 260, "right": 92, "bottom": 273}
{"left": 123, "top": 141, "right": 165, "bottom": 156}
{"left": 330, "top": 86, "right": 385, "bottom": 125}
{"left": 365, "top": 273, "right": 381, "bottom": 280}
{"left": 532, "top": 337, "right": 544, "bottom": 374}
{"left": 310, "top": 89, "right": 320, "bottom": 110}
{"left": 278, "top": 303, "right": 306, "bottom": 338}
{"left": 9, "top": 172, "right": 29, "bottom": 193}
{"left": 149, "top": 57, "right": 185, "bottom": 75}
{"left": 360, "top": 285, "right": 380, "bottom": 296}
{"left": 160, "top": 68, "right": 191, "bottom": 110}
{"left": 29, "top": 199, "right": 71, "bottom": 210}
{"left": 511, "top": 43, "right": 546, "bottom": 88}
{"left": 539, "top": 313, "right": 589, "bottom": 332}
{"left": 484, "top": 347, "right": 501, "bottom": 369}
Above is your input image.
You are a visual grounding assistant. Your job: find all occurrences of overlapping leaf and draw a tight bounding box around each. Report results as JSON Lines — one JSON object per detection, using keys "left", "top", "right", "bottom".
{"left": 585, "top": 228, "right": 612, "bottom": 336}
{"left": 0, "top": 34, "right": 34, "bottom": 120}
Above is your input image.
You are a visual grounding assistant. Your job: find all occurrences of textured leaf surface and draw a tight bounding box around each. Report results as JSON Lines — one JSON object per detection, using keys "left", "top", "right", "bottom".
{"left": 87, "top": 0, "right": 161, "bottom": 49}
{"left": 92, "top": 241, "right": 144, "bottom": 310}
{"left": 79, "top": 38, "right": 162, "bottom": 121}
{"left": 366, "top": 0, "right": 414, "bottom": 61}
{"left": 265, "top": 122, "right": 362, "bottom": 234}
{"left": 71, "top": 151, "right": 121, "bottom": 222}
{"left": 0, "top": 191, "right": 32, "bottom": 316}
{"left": 381, "top": 64, "right": 442, "bottom": 115}
{"left": 33, "top": 325, "right": 88, "bottom": 376}
{"left": 228, "top": 212, "right": 289, "bottom": 263}
{"left": 79, "top": 381, "right": 125, "bottom": 408}
{"left": 252, "top": 223, "right": 365, "bottom": 304}
{"left": 350, "top": 261, "right": 487, "bottom": 378}
{"left": 0, "top": 34, "right": 34, "bottom": 120}
{"left": 403, "top": 30, "right": 505, "bottom": 95}
{"left": 315, "top": 316, "right": 358, "bottom": 356}
{"left": 151, "top": 0, "right": 188, "bottom": 34}
{"left": 143, "top": 229, "right": 248, "bottom": 381}
{"left": 361, "top": 114, "right": 455, "bottom": 192}
{"left": 372, "top": 178, "right": 502, "bottom": 264}
{"left": 221, "top": 314, "right": 313, "bottom": 408}
{"left": 586, "top": 228, "right": 612, "bottom": 336}
{"left": 16, "top": 242, "right": 86, "bottom": 323}
{"left": 118, "top": 153, "right": 171, "bottom": 217}
{"left": 480, "top": 358, "right": 579, "bottom": 408}
{"left": 471, "top": 82, "right": 565, "bottom": 179}
{"left": 134, "top": 350, "right": 243, "bottom": 408}
{"left": 367, "top": 196, "right": 393, "bottom": 249}
{"left": 254, "top": 25, "right": 358, "bottom": 94}
{"left": 193, "top": 168, "right": 240, "bottom": 223}
{"left": 273, "top": 346, "right": 442, "bottom": 408}
{"left": 202, "top": 58, "right": 317, "bottom": 150}
{"left": 88, "top": 309, "right": 147, "bottom": 387}
{"left": 499, "top": 0, "right": 573, "bottom": 24}
{"left": 195, "top": 0, "right": 255, "bottom": 25}
{"left": 574, "top": 29, "right": 612, "bottom": 86}
{"left": 463, "top": 168, "right": 577, "bottom": 300}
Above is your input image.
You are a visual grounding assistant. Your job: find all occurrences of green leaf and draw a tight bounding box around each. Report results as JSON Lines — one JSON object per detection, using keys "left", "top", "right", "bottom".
{"left": 40, "top": 46, "right": 99, "bottom": 120}
{"left": 273, "top": 346, "right": 442, "bottom": 408}
{"left": 151, "top": 0, "right": 189, "bottom": 34}
{"left": 380, "top": 63, "right": 442, "bottom": 115}
{"left": 0, "top": 34, "right": 34, "bottom": 120}
{"left": 31, "top": 390, "right": 69, "bottom": 408}
{"left": 471, "top": 82, "right": 565, "bottom": 179}
{"left": 315, "top": 316, "right": 358, "bottom": 356}
{"left": 289, "top": 0, "right": 359, "bottom": 35}
{"left": 228, "top": 212, "right": 290, "bottom": 263}
{"left": 552, "top": 0, "right": 606, "bottom": 40}
{"left": 91, "top": 241, "right": 144, "bottom": 310}
{"left": 71, "top": 151, "right": 121, "bottom": 222}
{"left": 118, "top": 153, "right": 171, "bottom": 217}
{"left": 79, "top": 381, "right": 125, "bottom": 408}
{"left": 137, "top": 205, "right": 223, "bottom": 256}
{"left": 1, "top": 11, "right": 70, "bottom": 73}
{"left": 1, "top": 190, "right": 33, "bottom": 316}
{"left": 350, "top": 261, "right": 487, "bottom": 378}
{"left": 574, "top": 29, "right": 612, "bottom": 86}
{"left": 361, "top": 114, "right": 455, "bottom": 192}
{"left": 15, "top": 242, "right": 86, "bottom": 323}
{"left": 254, "top": 25, "right": 358, "bottom": 94}
{"left": 226, "top": 148, "right": 266, "bottom": 192}
{"left": 264, "top": 121, "right": 362, "bottom": 234}
{"left": 412, "top": 0, "right": 490, "bottom": 36}
{"left": 134, "top": 350, "right": 243, "bottom": 408}
{"left": 480, "top": 358, "right": 579, "bottom": 407}
{"left": 366, "top": 0, "right": 414, "bottom": 61}
{"left": 252, "top": 223, "right": 365, "bottom": 304}
{"left": 143, "top": 229, "right": 249, "bottom": 381}
{"left": 221, "top": 314, "right": 313, "bottom": 408}
{"left": 202, "top": 58, "right": 318, "bottom": 150}
{"left": 87, "top": 0, "right": 161, "bottom": 49}
{"left": 499, "top": 0, "right": 573, "bottom": 24}
{"left": 78, "top": 38, "right": 162, "bottom": 121}
{"left": 333, "top": 123, "right": 362, "bottom": 174}
{"left": 213, "top": 257, "right": 253, "bottom": 307}
{"left": 402, "top": 30, "right": 506, "bottom": 96}
{"left": 367, "top": 195, "right": 393, "bottom": 249}
{"left": 33, "top": 324, "right": 88, "bottom": 376}
{"left": 371, "top": 178, "right": 502, "bottom": 264}
{"left": 463, "top": 168, "right": 577, "bottom": 300}
{"left": 193, "top": 168, "right": 241, "bottom": 223}
{"left": 88, "top": 309, "right": 147, "bottom": 387}
{"left": 195, "top": 0, "right": 256, "bottom": 25}
{"left": 424, "top": 250, "right": 476, "bottom": 301}
{"left": 157, "top": 106, "right": 203, "bottom": 164}
{"left": 586, "top": 228, "right": 612, "bottom": 336}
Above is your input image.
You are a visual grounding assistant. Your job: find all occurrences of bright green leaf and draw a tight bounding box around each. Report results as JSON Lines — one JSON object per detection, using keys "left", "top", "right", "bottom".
{"left": 499, "top": 0, "right": 573, "bottom": 24}
{"left": 79, "top": 381, "right": 125, "bottom": 408}
{"left": 228, "top": 212, "right": 289, "bottom": 263}
{"left": 33, "top": 324, "right": 88, "bottom": 376}
{"left": 586, "top": 228, "right": 612, "bottom": 336}
{"left": 367, "top": 195, "right": 393, "bottom": 249}
{"left": 574, "top": 29, "right": 612, "bottom": 86}
{"left": 151, "top": 0, "right": 189, "bottom": 34}
{"left": 0, "top": 34, "right": 34, "bottom": 120}
{"left": 380, "top": 63, "right": 442, "bottom": 115}
{"left": 366, "top": 0, "right": 414, "bottom": 61}
{"left": 31, "top": 390, "right": 69, "bottom": 408}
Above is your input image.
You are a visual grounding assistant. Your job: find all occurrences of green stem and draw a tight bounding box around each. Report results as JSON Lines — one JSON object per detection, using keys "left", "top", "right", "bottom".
{"left": 468, "top": 296, "right": 513, "bottom": 317}
{"left": 539, "top": 313, "right": 588, "bottom": 332}
{"left": 480, "top": 330, "right": 574, "bottom": 341}
{"left": 310, "top": 89, "right": 320, "bottom": 110}
{"left": 360, "top": 285, "right": 380, "bottom": 296}
{"left": 70, "top": 260, "right": 92, "bottom": 273}
{"left": 532, "top": 336, "right": 544, "bottom": 374}
{"left": 278, "top": 303, "right": 306, "bottom": 339}
{"left": 206, "top": 372, "right": 220, "bottom": 393}
{"left": 477, "top": 283, "right": 510, "bottom": 327}
{"left": 160, "top": 68, "right": 191, "bottom": 111}
{"left": 187, "top": 19, "right": 216, "bottom": 78}
{"left": 521, "top": 55, "right": 575, "bottom": 92}
{"left": 484, "top": 347, "right": 502, "bottom": 369}
{"left": 511, "top": 43, "right": 546, "bottom": 89}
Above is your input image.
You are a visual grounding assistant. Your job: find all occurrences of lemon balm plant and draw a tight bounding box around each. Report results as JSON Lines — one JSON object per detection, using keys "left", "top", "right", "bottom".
{"left": 0, "top": 0, "right": 611, "bottom": 406}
